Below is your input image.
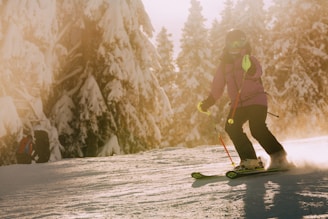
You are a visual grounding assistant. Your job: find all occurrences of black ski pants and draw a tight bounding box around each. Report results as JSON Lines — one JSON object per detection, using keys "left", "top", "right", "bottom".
{"left": 225, "top": 105, "right": 284, "bottom": 160}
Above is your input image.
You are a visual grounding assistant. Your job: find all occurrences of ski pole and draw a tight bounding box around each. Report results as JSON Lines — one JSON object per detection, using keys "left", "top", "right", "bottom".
{"left": 228, "top": 89, "right": 242, "bottom": 125}
{"left": 209, "top": 112, "right": 236, "bottom": 167}
{"left": 268, "top": 111, "right": 279, "bottom": 118}
{"left": 209, "top": 114, "right": 236, "bottom": 167}
{"left": 197, "top": 100, "right": 237, "bottom": 167}
{"left": 218, "top": 134, "right": 235, "bottom": 167}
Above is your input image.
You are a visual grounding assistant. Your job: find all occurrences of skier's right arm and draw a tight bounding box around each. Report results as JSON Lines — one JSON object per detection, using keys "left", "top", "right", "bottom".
{"left": 198, "top": 95, "right": 216, "bottom": 113}
{"left": 198, "top": 65, "right": 226, "bottom": 113}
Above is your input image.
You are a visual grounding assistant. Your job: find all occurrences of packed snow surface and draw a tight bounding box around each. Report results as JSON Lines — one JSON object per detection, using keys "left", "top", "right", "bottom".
{"left": 1, "top": 136, "right": 328, "bottom": 218}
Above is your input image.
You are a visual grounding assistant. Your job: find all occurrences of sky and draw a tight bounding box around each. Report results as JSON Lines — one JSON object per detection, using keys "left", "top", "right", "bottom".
{"left": 142, "top": 0, "right": 226, "bottom": 55}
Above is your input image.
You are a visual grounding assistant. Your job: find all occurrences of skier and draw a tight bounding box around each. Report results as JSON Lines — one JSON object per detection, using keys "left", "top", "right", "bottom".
{"left": 198, "top": 29, "right": 290, "bottom": 171}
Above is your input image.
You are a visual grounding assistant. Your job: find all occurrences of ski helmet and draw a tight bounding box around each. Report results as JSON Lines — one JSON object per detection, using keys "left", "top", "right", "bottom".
{"left": 225, "top": 29, "right": 247, "bottom": 54}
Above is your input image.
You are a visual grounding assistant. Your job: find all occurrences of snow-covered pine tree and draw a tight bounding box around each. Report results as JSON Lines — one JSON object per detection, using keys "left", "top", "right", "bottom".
{"left": 264, "top": 0, "right": 328, "bottom": 137}
{"left": 231, "top": 0, "right": 267, "bottom": 58}
{"left": 0, "top": 0, "right": 62, "bottom": 164}
{"left": 208, "top": 20, "right": 223, "bottom": 67}
{"left": 77, "top": 74, "right": 108, "bottom": 157}
{"left": 95, "top": 0, "right": 171, "bottom": 153}
{"left": 155, "top": 27, "right": 176, "bottom": 91}
{"left": 174, "top": 0, "right": 216, "bottom": 146}
{"left": 50, "top": 0, "right": 96, "bottom": 158}
{"left": 0, "top": 97, "right": 22, "bottom": 165}
{"left": 52, "top": 0, "right": 171, "bottom": 156}
{"left": 209, "top": 0, "right": 236, "bottom": 66}
{"left": 217, "top": 0, "right": 235, "bottom": 33}
{"left": 155, "top": 27, "right": 175, "bottom": 147}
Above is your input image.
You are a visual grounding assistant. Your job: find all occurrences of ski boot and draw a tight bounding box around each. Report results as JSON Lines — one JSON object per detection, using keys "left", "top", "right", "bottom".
{"left": 234, "top": 158, "right": 264, "bottom": 172}
{"left": 268, "top": 150, "right": 294, "bottom": 170}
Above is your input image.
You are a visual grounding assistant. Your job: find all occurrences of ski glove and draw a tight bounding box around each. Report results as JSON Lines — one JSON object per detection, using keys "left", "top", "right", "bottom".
{"left": 242, "top": 54, "right": 251, "bottom": 72}
{"left": 197, "top": 95, "right": 216, "bottom": 116}
{"left": 197, "top": 102, "right": 211, "bottom": 116}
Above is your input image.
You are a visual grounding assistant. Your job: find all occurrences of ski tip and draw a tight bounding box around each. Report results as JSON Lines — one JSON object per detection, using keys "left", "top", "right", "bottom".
{"left": 225, "top": 170, "right": 238, "bottom": 179}
{"left": 191, "top": 172, "right": 203, "bottom": 179}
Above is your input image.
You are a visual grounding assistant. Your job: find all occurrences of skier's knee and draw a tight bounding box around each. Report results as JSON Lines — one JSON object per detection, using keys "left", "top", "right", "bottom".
{"left": 225, "top": 123, "right": 241, "bottom": 138}
{"left": 250, "top": 126, "right": 267, "bottom": 141}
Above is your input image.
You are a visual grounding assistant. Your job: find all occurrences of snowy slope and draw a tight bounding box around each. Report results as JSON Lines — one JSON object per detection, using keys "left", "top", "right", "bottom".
{"left": 0, "top": 137, "right": 327, "bottom": 219}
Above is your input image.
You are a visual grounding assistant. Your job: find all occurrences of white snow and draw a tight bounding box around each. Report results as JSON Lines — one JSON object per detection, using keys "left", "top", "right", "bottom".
{"left": 0, "top": 136, "right": 327, "bottom": 218}
{"left": 98, "top": 135, "right": 121, "bottom": 156}
{"left": 0, "top": 96, "right": 22, "bottom": 138}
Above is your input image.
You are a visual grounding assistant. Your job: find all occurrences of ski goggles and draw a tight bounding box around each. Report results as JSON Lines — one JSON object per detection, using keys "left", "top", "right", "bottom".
{"left": 227, "top": 40, "right": 247, "bottom": 49}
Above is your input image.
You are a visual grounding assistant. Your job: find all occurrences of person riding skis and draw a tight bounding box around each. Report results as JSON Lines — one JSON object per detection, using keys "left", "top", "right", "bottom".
{"left": 198, "top": 29, "right": 290, "bottom": 170}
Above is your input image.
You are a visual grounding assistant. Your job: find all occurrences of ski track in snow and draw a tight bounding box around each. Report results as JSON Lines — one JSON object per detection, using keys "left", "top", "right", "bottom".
{"left": 0, "top": 137, "right": 328, "bottom": 218}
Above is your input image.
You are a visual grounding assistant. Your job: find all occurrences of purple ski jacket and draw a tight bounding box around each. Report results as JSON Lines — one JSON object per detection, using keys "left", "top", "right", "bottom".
{"left": 210, "top": 53, "right": 267, "bottom": 108}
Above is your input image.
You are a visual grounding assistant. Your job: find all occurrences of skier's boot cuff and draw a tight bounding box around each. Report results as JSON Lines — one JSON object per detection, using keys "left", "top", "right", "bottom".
{"left": 234, "top": 158, "right": 264, "bottom": 171}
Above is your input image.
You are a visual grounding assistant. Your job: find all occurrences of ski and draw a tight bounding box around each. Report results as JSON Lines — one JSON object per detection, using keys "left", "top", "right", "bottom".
{"left": 191, "top": 172, "right": 221, "bottom": 179}
{"left": 225, "top": 168, "right": 289, "bottom": 179}
{"left": 192, "top": 168, "right": 289, "bottom": 180}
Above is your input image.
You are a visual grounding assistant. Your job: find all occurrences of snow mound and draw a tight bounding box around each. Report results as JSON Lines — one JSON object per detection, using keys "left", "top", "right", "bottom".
{"left": 98, "top": 135, "right": 121, "bottom": 156}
